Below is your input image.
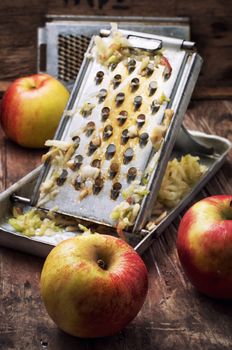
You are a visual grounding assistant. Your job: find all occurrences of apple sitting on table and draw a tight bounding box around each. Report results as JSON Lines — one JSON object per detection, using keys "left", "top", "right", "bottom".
{"left": 40, "top": 233, "right": 148, "bottom": 338}
{"left": 177, "top": 195, "right": 232, "bottom": 299}
{"left": 0, "top": 73, "right": 69, "bottom": 148}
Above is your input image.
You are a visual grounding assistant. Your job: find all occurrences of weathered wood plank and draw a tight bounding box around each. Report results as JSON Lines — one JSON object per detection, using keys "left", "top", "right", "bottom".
{"left": 4, "top": 138, "right": 43, "bottom": 188}
{"left": 193, "top": 87, "right": 232, "bottom": 100}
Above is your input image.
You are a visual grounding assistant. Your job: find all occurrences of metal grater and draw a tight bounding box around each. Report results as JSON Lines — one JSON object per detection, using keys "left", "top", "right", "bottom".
{"left": 32, "top": 27, "right": 202, "bottom": 233}
{"left": 38, "top": 16, "right": 190, "bottom": 89}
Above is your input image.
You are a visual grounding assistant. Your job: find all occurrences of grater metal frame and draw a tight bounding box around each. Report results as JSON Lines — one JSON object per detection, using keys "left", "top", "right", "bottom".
{"left": 32, "top": 27, "right": 203, "bottom": 232}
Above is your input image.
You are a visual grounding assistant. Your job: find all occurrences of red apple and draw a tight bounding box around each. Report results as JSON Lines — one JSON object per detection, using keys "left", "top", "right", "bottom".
{"left": 40, "top": 233, "right": 148, "bottom": 338}
{"left": 0, "top": 73, "right": 70, "bottom": 148}
{"left": 177, "top": 195, "right": 232, "bottom": 299}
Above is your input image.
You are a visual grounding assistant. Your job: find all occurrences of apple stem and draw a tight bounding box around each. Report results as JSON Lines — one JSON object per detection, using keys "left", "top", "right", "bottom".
{"left": 97, "top": 259, "right": 107, "bottom": 270}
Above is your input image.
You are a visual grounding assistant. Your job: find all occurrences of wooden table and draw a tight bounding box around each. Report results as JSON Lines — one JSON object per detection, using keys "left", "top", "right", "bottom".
{"left": 0, "top": 99, "right": 232, "bottom": 349}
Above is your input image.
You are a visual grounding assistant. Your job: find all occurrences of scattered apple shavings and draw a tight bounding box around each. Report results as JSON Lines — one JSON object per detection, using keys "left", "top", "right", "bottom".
{"left": 8, "top": 208, "right": 62, "bottom": 237}
{"left": 79, "top": 187, "right": 91, "bottom": 201}
{"left": 111, "top": 181, "right": 149, "bottom": 233}
{"left": 150, "top": 125, "right": 166, "bottom": 150}
{"left": 94, "top": 24, "right": 131, "bottom": 66}
{"left": 158, "top": 92, "right": 170, "bottom": 105}
{"left": 163, "top": 109, "right": 174, "bottom": 128}
{"left": 111, "top": 154, "right": 207, "bottom": 234}
{"left": 138, "top": 54, "right": 164, "bottom": 76}
{"left": 42, "top": 140, "right": 74, "bottom": 165}
{"left": 111, "top": 202, "right": 141, "bottom": 237}
{"left": 44, "top": 139, "right": 73, "bottom": 151}
{"left": 80, "top": 165, "right": 100, "bottom": 180}
{"left": 78, "top": 224, "right": 98, "bottom": 236}
{"left": 127, "top": 125, "right": 138, "bottom": 138}
{"left": 80, "top": 102, "right": 95, "bottom": 116}
{"left": 63, "top": 144, "right": 75, "bottom": 163}
{"left": 139, "top": 56, "right": 150, "bottom": 73}
{"left": 42, "top": 147, "right": 60, "bottom": 163}
{"left": 122, "top": 181, "right": 149, "bottom": 203}
{"left": 150, "top": 109, "right": 174, "bottom": 150}
{"left": 39, "top": 141, "right": 76, "bottom": 206}
{"left": 146, "top": 210, "right": 168, "bottom": 231}
{"left": 37, "top": 173, "right": 60, "bottom": 207}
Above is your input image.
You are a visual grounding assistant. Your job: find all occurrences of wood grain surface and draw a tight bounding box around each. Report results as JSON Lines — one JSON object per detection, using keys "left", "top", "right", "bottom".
{"left": 0, "top": 100, "right": 231, "bottom": 349}
{"left": 0, "top": 0, "right": 232, "bottom": 98}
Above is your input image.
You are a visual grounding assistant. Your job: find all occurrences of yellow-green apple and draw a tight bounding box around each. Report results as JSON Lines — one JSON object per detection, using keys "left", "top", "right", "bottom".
{"left": 40, "top": 233, "right": 148, "bottom": 338}
{"left": 177, "top": 195, "right": 232, "bottom": 299}
{"left": 0, "top": 74, "right": 69, "bottom": 148}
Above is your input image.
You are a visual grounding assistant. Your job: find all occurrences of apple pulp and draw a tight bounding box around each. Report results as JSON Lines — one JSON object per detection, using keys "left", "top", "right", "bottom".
{"left": 40, "top": 234, "right": 148, "bottom": 338}
{"left": 177, "top": 195, "right": 232, "bottom": 299}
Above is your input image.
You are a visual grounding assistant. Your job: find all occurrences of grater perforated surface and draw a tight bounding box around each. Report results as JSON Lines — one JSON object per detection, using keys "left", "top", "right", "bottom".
{"left": 58, "top": 34, "right": 91, "bottom": 82}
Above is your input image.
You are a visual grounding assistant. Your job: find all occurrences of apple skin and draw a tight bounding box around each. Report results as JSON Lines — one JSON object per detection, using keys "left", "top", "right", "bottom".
{"left": 160, "top": 56, "right": 172, "bottom": 79}
{"left": 40, "top": 233, "right": 148, "bottom": 338}
{"left": 177, "top": 195, "right": 232, "bottom": 299}
{"left": 0, "top": 74, "right": 70, "bottom": 148}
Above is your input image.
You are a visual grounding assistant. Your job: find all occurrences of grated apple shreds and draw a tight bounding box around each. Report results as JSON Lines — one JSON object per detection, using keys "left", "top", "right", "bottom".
{"left": 8, "top": 155, "right": 207, "bottom": 238}
{"left": 94, "top": 23, "right": 131, "bottom": 66}
{"left": 8, "top": 207, "right": 97, "bottom": 238}
{"left": 150, "top": 109, "right": 174, "bottom": 151}
{"left": 145, "top": 155, "right": 207, "bottom": 230}
{"left": 157, "top": 154, "right": 207, "bottom": 208}
{"left": 111, "top": 155, "right": 207, "bottom": 233}
{"left": 8, "top": 207, "right": 62, "bottom": 237}
{"left": 80, "top": 102, "right": 95, "bottom": 116}
{"left": 110, "top": 182, "right": 149, "bottom": 234}
{"left": 38, "top": 139, "right": 76, "bottom": 206}
{"left": 94, "top": 25, "right": 166, "bottom": 69}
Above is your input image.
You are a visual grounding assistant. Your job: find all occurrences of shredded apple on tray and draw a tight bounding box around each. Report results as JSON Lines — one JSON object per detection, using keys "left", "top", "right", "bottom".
{"left": 8, "top": 155, "right": 207, "bottom": 240}
{"left": 111, "top": 155, "right": 207, "bottom": 234}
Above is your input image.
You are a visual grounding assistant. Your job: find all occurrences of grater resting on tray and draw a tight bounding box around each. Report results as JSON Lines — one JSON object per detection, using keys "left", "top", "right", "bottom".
{"left": 30, "top": 27, "right": 203, "bottom": 234}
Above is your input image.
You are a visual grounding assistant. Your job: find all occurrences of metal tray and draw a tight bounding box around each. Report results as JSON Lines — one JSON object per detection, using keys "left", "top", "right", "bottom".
{"left": 0, "top": 130, "right": 230, "bottom": 257}
{"left": 32, "top": 27, "right": 203, "bottom": 233}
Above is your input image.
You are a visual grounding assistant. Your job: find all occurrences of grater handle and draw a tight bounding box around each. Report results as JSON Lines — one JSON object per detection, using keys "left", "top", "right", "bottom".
{"left": 100, "top": 29, "right": 162, "bottom": 52}
{"left": 127, "top": 35, "right": 162, "bottom": 51}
